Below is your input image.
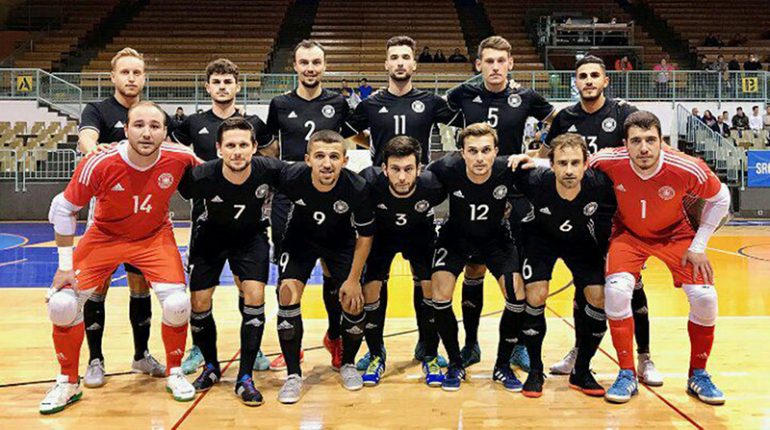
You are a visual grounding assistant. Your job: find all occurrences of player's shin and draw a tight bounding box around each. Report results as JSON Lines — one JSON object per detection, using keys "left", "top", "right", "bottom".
{"left": 632, "top": 281, "right": 650, "bottom": 354}
{"left": 83, "top": 295, "right": 106, "bottom": 362}
{"left": 341, "top": 311, "right": 366, "bottom": 365}
{"left": 277, "top": 303, "right": 304, "bottom": 376}
{"left": 129, "top": 291, "right": 152, "bottom": 360}
{"left": 683, "top": 284, "right": 717, "bottom": 375}
{"left": 155, "top": 284, "right": 191, "bottom": 373}
{"left": 461, "top": 274, "right": 484, "bottom": 347}
{"left": 605, "top": 273, "right": 636, "bottom": 372}
{"left": 432, "top": 299, "right": 462, "bottom": 368}
{"left": 522, "top": 302, "right": 546, "bottom": 372}
{"left": 497, "top": 299, "right": 525, "bottom": 368}
{"left": 239, "top": 303, "right": 266, "bottom": 380}
{"left": 190, "top": 308, "right": 218, "bottom": 369}
{"left": 575, "top": 300, "right": 606, "bottom": 374}
{"left": 363, "top": 300, "right": 384, "bottom": 358}
{"left": 323, "top": 276, "right": 342, "bottom": 340}
{"left": 421, "top": 297, "right": 440, "bottom": 358}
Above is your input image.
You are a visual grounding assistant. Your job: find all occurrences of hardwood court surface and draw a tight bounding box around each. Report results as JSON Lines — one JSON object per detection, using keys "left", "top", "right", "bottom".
{"left": 0, "top": 224, "right": 768, "bottom": 429}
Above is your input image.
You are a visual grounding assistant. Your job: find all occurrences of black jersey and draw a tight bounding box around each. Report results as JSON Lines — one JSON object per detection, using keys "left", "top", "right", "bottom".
{"left": 265, "top": 89, "right": 350, "bottom": 162}
{"left": 177, "top": 157, "right": 283, "bottom": 239}
{"left": 171, "top": 109, "right": 269, "bottom": 161}
{"left": 447, "top": 81, "right": 554, "bottom": 155}
{"left": 545, "top": 98, "right": 637, "bottom": 154}
{"left": 344, "top": 88, "right": 461, "bottom": 165}
{"left": 513, "top": 167, "right": 616, "bottom": 247}
{"left": 79, "top": 96, "right": 174, "bottom": 143}
{"left": 427, "top": 153, "right": 516, "bottom": 242}
{"left": 359, "top": 166, "right": 446, "bottom": 234}
{"left": 277, "top": 163, "right": 375, "bottom": 246}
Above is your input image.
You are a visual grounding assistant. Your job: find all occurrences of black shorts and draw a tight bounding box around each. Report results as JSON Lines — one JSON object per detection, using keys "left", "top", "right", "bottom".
{"left": 520, "top": 233, "right": 605, "bottom": 289}
{"left": 187, "top": 230, "right": 271, "bottom": 292}
{"left": 431, "top": 226, "right": 520, "bottom": 280}
{"left": 278, "top": 232, "right": 354, "bottom": 285}
{"left": 363, "top": 231, "right": 435, "bottom": 284}
{"left": 269, "top": 192, "right": 293, "bottom": 263}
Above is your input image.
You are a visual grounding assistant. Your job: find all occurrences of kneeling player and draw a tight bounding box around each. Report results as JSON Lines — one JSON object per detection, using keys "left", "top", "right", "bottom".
{"left": 41, "top": 102, "right": 199, "bottom": 414}
{"left": 359, "top": 136, "right": 447, "bottom": 386}
{"left": 273, "top": 130, "right": 374, "bottom": 403}
{"left": 427, "top": 123, "right": 526, "bottom": 392}
{"left": 509, "top": 133, "right": 616, "bottom": 397}
{"left": 177, "top": 117, "right": 283, "bottom": 406}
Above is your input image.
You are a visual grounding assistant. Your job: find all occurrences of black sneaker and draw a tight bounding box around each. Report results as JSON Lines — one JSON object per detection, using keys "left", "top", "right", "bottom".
{"left": 522, "top": 370, "right": 545, "bottom": 398}
{"left": 569, "top": 370, "right": 606, "bottom": 397}
{"left": 192, "top": 363, "right": 221, "bottom": 393}
{"left": 235, "top": 375, "right": 264, "bottom": 406}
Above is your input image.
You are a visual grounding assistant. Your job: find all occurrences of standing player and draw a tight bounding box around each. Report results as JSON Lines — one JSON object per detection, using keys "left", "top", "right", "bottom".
{"left": 76, "top": 47, "right": 167, "bottom": 387}
{"left": 345, "top": 35, "right": 460, "bottom": 367}
{"left": 446, "top": 35, "right": 556, "bottom": 369}
{"left": 172, "top": 58, "right": 272, "bottom": 374}
{"left": 358, "top": 136, "right": 447, "bottom": 387}
{"left": 272, "top": 130, "right": 374, "bottom": 403}
{"left": 542, "top": 55, "right": 661, "bottom": 387}
{"left": 262, "top": 40, "right": 351, "bottom": 371}
{"left": 176, "top": 118, "right": 283, "bottom": 406}
{"left": 507, "top": 134, "right": 616, "bottom": 397}
{"left": 590, "top": 111, "right": 728, "bottom": 405}
{"left": 41, "top": 102, "right": 200, "bottom": 414}
{"left": 427, "top": 123, "right": 525, "bottom": 392}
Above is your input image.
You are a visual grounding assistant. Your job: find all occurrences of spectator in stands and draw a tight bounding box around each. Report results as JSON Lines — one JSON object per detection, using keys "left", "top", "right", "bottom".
{"left": 653, "top": 57, "right": 674, "bottom": 97}
{"left": 704, "top": 32, "right": 720, "bottom": 47}
{"left": 727, "top": 54, "right": 741, "bottom": 71}
{"left": 710, "top": 54, "right": 730, "bottom": 96}
{"left": 433, "top": 49, "right": 447, "bottom": 63}
{"left": 173, "top": 107, "right": 186, "bottom": 127}
{"left": 691, "top": 107, "right": 701, "bottom": 120}
{"left": 722, "top": 111, "right": 730, "bottom": 123}
{"left": 340, "top": 79, "right": 353, "bottom": 96}
{"left": 744, "top": 53, "right": 763, "bottom": 71}
{"left": 728, "top": 32, "right": 747, "bottom": 47}
{"left": 614, "top": 55, "right": 633, "bottom": 71}
{"left": 357, "top": 78, "right": 373, "bottom": 100}
{"left": 448, "top": 48, "right": 468, "bottom": 63}
{"left": 732, "top": 107, "right": 749, "bottom": 137}
{"left": 419, "top": 47, "right": 433, "bottom": 63}
{"left": 712, "top": 115, "right": 730, "bottom": 137}
{"left": 702, "top": 110, "right": 717, "bottom": 128}
{"left": 340, "top": 86, "right": 361, "bottom": 109}
{"left": 749, "top": 106, "right": 763, "bottom": 134}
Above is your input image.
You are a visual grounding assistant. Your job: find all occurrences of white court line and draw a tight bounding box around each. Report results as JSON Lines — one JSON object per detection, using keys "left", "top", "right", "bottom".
{"left": 707, "top": 246, "right": 748, "bottom": 258}
{"left": 0, "top": 258, "right": 27, "bottom": 268}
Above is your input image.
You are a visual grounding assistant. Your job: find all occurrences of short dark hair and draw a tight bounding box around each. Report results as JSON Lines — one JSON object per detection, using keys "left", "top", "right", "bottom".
{"left": 623, "top": 110, "right": 662, "bottom": 138}
{"left": 217, "top": 116, "right": 255, "bottom": 145}
{"left": 548, "top": 133, "right": 588, "bottom": 163}
{"left": 386, "top": 36, "right": 416, "bottom": 55}
{"left": 457, "top": 122, "right": 498, "bottom": 149}
{"left": 383, "top": 135, "right": 422, "bottom": 165}
{"left": 477, "top": 35, "right": 511, "bottom": 59}
{"left": 206, "top": 58, "right": 239, "bottom": 82}
{"left": 293, "top": 39, "right": 326, "bottom": 63}
{"left": 127, "top": 101, "right": 167, "bottom": 126}
{"left": 575, "top": 54, "right": 606, "bottom": 72}
{"left": 307, "top": 129, "right": 346, "bottom": 154}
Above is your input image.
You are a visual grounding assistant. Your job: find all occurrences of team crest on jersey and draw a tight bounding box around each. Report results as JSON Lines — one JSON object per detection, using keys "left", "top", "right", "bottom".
{"left": 658, "top": 185, "right": 676, "bottom": 200}
{"left": 333, "top": 200, "right": 349, "bottom": 214}
{"left": 602, "top": 117, "right": 617, "bottom": 132}
{"left": 322, "top": 105, "right": 336, "bottom": 118}
{"left": 583, "top": 202, "right": 598, "bottom": 216}
{"left": 157, "top": 173, "right": 174, "bottom": 189}
{"left": 255, "top": 184, "right": 269, "bottom": 199}
{"left": 414, "top": 199, "right": 430, "bottom": 213}
{"left": 508, "top": 94, "right": 522, "bottom": 108}
{"left": 493, "top": 185, "right": 508, "bottom": 200}
{"left": 411, "top": 100, "right": 425, "bottom": 113}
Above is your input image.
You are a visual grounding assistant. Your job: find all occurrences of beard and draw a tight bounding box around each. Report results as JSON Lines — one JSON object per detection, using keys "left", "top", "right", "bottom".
{"left": 224, "top": 159, "right": 249, "bottom": 172}
{"left": 389, "top": 71, "right": 412, "bottom": 82}
{"left": 389, "top": 181, "right": 416, "bottom": 196}
{"left": 301, "top": 78, "right": 321, "bottom": 89}
{"left": 580, "top": 88, "right": 603, "bottom": 102}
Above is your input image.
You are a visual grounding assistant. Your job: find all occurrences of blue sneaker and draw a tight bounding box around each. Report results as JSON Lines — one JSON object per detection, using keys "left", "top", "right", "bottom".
{"left": 460, "top": 342, "right": 481, "bottom": 368}
{"left": 235, "top": 375, "right": 264, "bottom": 407}
{"left": 492, "top": 365, "right": 523, "bottom": 392}
{"left": 422, "top": 357, "right": 445, "bottom": 387}
{"left": 414, "top": 342, "right": 448, "bottom": 368}
{"left": 362, "top": 355, "right": 386, "bottom": 387}
{"left": 510, "top": 344, "right": 531, "bottom": 372}
{"left": 687, "top": 369, "right": 725, "bottom": 405}
{"left": 605, "top": 369, "right": 639, "bottom": 403}
{"left": 441, "top": 366, "right": 466, "bottom": 392}
{"left": 253, "top": 350, "right": 270, "bottom": 371}
{"left": 356, "top": 346, "right": 387, "bottom": 371}
{"left": 181, "top": 346, "right": 204, "bottom": 375}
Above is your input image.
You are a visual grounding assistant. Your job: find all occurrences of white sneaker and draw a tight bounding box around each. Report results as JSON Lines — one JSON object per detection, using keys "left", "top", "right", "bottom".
{"left": 278, "top": 374, "right": 303, "bottom": 404}
{"left": 638, "top": 353, "right": 663, "bottom": 386}
{"left": 83, "top": 358, "right": 105, "bottom": 388}
{"left": 549, "top": 347, "right": 578, "bottom": 375}
{"left": 340, "top": 364, "right": 363, "bottom": 391}
{"left": 166, "top": 367, "right": 195, "bottom": 402}
{"left": 132, "top": 351, "right": 166, "bottom": 377}
{"left": 39, "top": 375, "right": 82, "bottom": 415}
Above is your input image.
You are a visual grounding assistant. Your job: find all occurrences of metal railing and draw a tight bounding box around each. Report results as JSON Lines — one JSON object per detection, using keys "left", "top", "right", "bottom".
{"left": 0, "top": 69, "right": 82, "bottom": 118}
{"left": 21, "top": 149, "right": 78, "bottom": 191}
{"left": 675, "top": 104, "right": 741, "bottom": 184}
{"left": 0, "top": 149, "right": 19, "bottom": 191}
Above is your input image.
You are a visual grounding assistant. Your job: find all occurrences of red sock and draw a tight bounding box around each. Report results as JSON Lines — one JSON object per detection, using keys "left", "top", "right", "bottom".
{"left": 608, "top": 317, "right": 636, "bottom": 373}
{"left": 688, "top": 320, "right": 715, "bottom": 376}
{"left": 53, "top": 323, "right": 85, "bottom": 383}
{"left": 162, "top": 323, "right": 188, "bottom": 374}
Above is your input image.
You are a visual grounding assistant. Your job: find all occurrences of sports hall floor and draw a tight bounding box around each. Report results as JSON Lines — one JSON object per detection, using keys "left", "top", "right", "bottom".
{"left": 0, "top": 220, "right": 768, "bottom": 429}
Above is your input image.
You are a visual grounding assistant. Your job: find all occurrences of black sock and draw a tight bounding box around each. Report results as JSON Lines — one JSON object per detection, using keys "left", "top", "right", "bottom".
{"left": 377, "top": 280, "right": 388, "bottom": 345}
{"left": 413, "top": 280, "right": 424, "bottom": 343}
{"left": 129, "top": 292, "right": 152, "bottom": 361}
{"left": 341, "top": 311, "right": 366, "bottom": 365}
{"left": 632, "top": 283, "right": 650, "bottom": 354}
{"left": 322, "top": 276, "right": 341, "bottom": 340}
{"left": 190, "top": 308, "right": 218, "bottom": 370}
{"left": 277, "top": 304, "right": 303, "bottom": 376}
{"left": 575, "top": 302, "right": 606, "bottom": 374}
{"left": 461, "top": 276, "right": 484, "bottom": 347}
{"left": 572, "top": 293, "right": 586, "bottom": 349}
{"left": 364, "top": 300, "right": 384, "bottom": 358}
{"left": 496, "top": 299, "right": 525, "bottom": 368}
{"left": 84, "top": 296, "right": 105, "bottom": 362}
{"left": 422, "top": 298, "right": 440, "bottom": 358}
{"left": 432, "top": 299, "right": 461, "bottom": 368}
{"left": 238, "top": 304, "right": 265, "bottom": 380}
{"left": 522, "top": 302, "right": 547, "bottom": 372}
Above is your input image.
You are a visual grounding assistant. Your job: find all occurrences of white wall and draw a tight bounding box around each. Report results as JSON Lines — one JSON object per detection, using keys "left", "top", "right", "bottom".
{"left": 0, "top": 101, "right": 71, "bottom": 127}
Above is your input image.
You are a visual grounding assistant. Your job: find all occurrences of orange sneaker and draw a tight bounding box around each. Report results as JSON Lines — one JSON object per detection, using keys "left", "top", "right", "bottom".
{"left": 268, "top": 350, "right": 304, "bottom": 372}
{"left": 323, "top": 332, "right": 343, "bottom": 371}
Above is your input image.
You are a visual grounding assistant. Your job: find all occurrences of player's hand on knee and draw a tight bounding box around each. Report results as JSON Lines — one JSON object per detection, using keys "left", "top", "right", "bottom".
{"left": 339, "top": 280, "right": 363, "bottom": 314}
{"left": 47, "top": 269, "right": 77, "bottom": 301}
{"left": 682, "top": 251, "right": 714, "bottom": 285}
